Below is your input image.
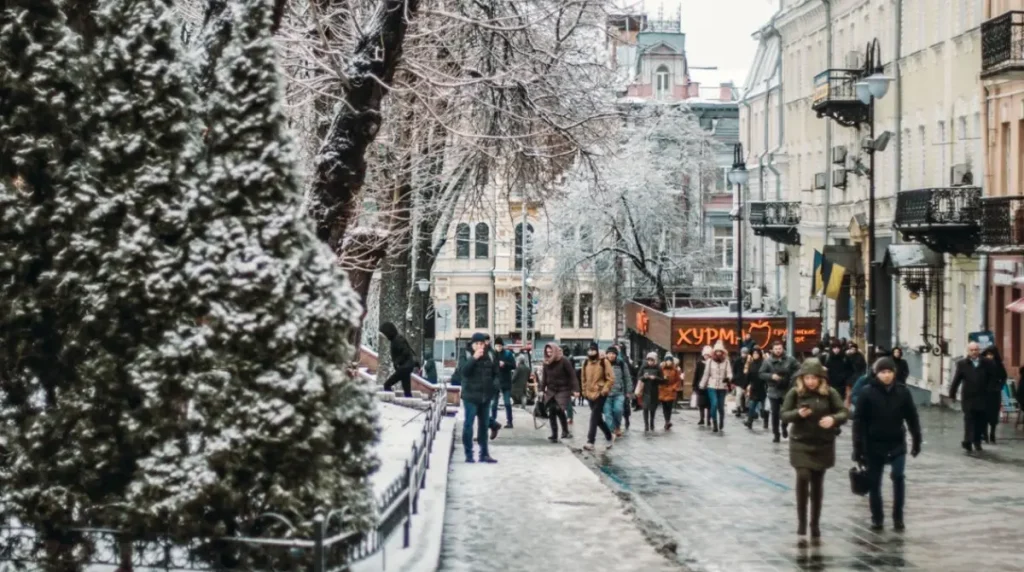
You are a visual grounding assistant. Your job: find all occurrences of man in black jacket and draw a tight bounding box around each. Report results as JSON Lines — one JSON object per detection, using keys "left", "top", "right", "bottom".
{"left": 949, "top": 342, "right": 994, "bottom": 452}
{"left": 853, "top": 358, "right": 922, "bottom": 531}
{"left": 458, "top": 333, "right": 499, "bottom": 464}
{"left": 380, "top": 322, "right": 417, "bottom": 397}
{"left": 490, "top": 337, "right": 517, "bottom": 429}
{"left": 759, "top": 340, "right": 799, "bottom": 442}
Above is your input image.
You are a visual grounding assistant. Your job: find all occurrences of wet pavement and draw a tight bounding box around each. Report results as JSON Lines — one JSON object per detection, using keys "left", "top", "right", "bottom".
{"left": 437, "top": 406, "right": 679, "bottom": 571}
{"left": 573, "top": 404, "right": 1024, "bottom": 571}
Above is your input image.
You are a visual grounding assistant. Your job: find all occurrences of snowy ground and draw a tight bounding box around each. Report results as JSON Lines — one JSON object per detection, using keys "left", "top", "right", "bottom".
{"left": 372, "top": 401, "right": 431, "bottom": 497}
{"left": 437, "top": 406, "right": 679, "bottom": 571}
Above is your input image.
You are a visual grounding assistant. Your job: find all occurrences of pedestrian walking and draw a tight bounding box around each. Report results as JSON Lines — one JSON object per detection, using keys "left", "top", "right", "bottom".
{"left": 540, "top": 343, "right": 578, "bottom": 443}
{"left": 561, "top": 344, "right": 577, "bottom": 424}
{"left": 603, "top": 346, "right": 633, "bottom": 436}
{"left": 760, "top": 340, "right": 799, "bottom": 442}
{"left": 732, "top": 347, "right": 750, "bottom": 417}
{"left": 699, "top": 340, "right": 733, "bottom": 433}
{"left": 981, "top": 345, "right": 1007, "bottom": 444}
{"left": 846, "top": 342, "right": 868, "bottom": 390}
{"left": 891, "top": 347, "right": 910, "bottom": 385}
{"left": 694, "top": 345, "right": 712, "bottom": 425}
{"left": 458, "top": 333, "right": 499, "bottom": 463}
{"left": 659, "top": 354, "right": 682, "bottom": 430}
{"left": 614, "top": 344, "right": 635, "bottom": 430}
{"left": 579, "top": 343, "right": 616, "bottom": 451}
{"left": 636, "top": 352, "right": 664, "bottom": 432}
{"left": 379, "top": 322, "right": 418, "bottom": 398}
{"left": 852, "top": 357, "right": 922, "bottom": 532}
{"left": 511, "top": 353, "right": 531, "bottom": 406}
{"left": 949, "top": 341, "right": 995, "bottom": 452}
{"left": 781, "top": 359, "right": 849, "bottom": 539}
{"left": 490, "top": 337, "right": 517, "bottom": 429}
{"left": 824, "top": 340, "right": 852, "bottom": 401}
{"left": 422, "top": 350, "right": 438, "bottom": 385}
{"left": 744, "top": 348, "right": 767, "bottom": 429}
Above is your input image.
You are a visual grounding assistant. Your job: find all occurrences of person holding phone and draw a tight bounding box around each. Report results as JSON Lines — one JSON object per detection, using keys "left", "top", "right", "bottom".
{"left": 458, "top": 333, "right": 500, "bottom": 463}
{"left": 781, "top": 359, "right": 849, "bottom": 540}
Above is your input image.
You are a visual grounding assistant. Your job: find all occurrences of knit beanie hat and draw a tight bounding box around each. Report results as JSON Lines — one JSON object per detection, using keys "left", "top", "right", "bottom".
{"left": 494, "top": 336, "right": 504, "bottom": 345}
{"left": 589, "top": 342, "right": 600, "bottom": 352}
{"left": 605, "top": 346, "right": 619, "bottom": 356}
{"left": 873, "top": 357, "right": 896, "bottom": 374}
{"left": 646, "top": 351, "right": 659, "bottom": 361}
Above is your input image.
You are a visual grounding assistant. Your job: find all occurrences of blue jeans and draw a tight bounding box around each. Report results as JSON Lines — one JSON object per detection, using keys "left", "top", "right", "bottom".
{"left": 746, "top": 399, "right": 763, "bottom": 423}
{"left": 604, "top": 394, "right": 625, "bottom": 431}
{"left": 707, "top": 388, "right": 726, "bottom": 426}
{"left": 491, "top": 389, "right": 512, "bottom": 425}
{"left": 867, "top": 454, "right": 907, "bottom": 523}
{"left": 462, "top": 400, "right": 490, "bottom": 460}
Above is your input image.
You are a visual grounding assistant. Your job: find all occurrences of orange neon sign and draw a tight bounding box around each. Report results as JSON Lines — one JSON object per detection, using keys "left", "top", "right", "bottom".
{"left": 675, "top": 321, "right": 819, "bottom": 351}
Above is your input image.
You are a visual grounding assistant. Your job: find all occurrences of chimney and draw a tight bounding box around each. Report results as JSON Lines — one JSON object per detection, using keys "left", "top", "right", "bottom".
{"left": 719, "top": 82, "right": 735, "bottom": 102}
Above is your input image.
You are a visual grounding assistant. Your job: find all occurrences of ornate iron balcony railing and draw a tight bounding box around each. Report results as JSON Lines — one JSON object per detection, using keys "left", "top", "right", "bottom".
{"left": 981, "top": 11, "right": 1024, "bottom": 77}
{"left": 979, "top": 196, "right": 1024, "bottom": 253}
{"left": 894, "top": 187, "right": 981, "bottom": 255}
{"left": 748, "top": 201, "right": 801, "bottom": 246}
{"left": 811, "top": 69, "right": 868, "bottom": 127}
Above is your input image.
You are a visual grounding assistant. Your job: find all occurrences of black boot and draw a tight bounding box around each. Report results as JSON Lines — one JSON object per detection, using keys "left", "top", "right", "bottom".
{"left": 796, "top": 474, "right": 809, "bottom": 536}
{"left": 712, "top": 418, "right": 719, "bottom": 433}
{"left": 809, "top": 471, "right": 824, "bottom": 539}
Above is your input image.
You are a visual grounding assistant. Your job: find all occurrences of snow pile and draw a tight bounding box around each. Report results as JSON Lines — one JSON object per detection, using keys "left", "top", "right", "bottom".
{"left": 371, "top": 403, "right": 429, "bottom": 498}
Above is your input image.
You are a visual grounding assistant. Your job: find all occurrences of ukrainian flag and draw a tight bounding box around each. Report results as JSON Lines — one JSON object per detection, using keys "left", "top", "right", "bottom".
{"left": 813, "top": 250, "right": 824, "bottom": 295}
{"left": 824, "top": 261, "right": 846, "bottom": 300}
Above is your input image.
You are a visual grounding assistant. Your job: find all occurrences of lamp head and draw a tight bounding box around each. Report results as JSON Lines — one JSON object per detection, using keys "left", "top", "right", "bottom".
{"left": 416, "top": 278, "right": 430, "bottom": 292}
{"left": 855, "top": 81, "right": 872, "bottom": 105}
{"left": 865, "top": 72, "right": 892, "bottom": 100}
{"left": 729, "top": 166, "right": 749, "bottom": 186}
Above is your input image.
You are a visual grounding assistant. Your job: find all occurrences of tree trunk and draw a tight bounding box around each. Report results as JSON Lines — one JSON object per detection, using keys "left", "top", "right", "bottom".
{"left": 308, "top": 0, "right": 421, "bottom": 254}
{"left": 377, "top": 243, "right": 411, "bottom": 382}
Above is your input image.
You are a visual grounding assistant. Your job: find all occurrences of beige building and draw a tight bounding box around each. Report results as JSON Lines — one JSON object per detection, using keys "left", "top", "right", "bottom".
{"left": 430, "top": 193, "right": 617, "bottom": 360}
{"left": 741, "top": 0, "right": 988, "bottom": 400}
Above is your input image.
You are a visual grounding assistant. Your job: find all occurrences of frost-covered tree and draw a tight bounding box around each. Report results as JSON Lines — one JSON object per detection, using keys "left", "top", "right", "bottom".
{"left": 128, "top": 0, "right": 377, "bottom": 552}
{"left": 540, "top": 104, "right": 717, "bottom": 310}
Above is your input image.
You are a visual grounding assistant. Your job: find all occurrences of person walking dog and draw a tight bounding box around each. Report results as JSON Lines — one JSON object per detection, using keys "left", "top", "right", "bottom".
{"left": 781, "top": 359, "right": 849, "bottom": 540}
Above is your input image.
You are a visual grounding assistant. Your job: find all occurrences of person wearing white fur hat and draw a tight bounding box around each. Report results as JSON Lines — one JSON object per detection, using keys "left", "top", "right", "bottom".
{"left": 635, "top": 352, "right": 664, "bottom": 433}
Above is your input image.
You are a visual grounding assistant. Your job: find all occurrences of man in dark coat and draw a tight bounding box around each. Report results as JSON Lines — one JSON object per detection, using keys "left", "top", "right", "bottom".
{"left": 891, "top": 347, "right": 910, "bottom": 385}
{"left": 949, "top": 342, "right": 995, "bottom": 452}
{"left": 732, "top": 347, "right": 750, "bottom": 417}
{"left": 846, "top": 342, "right": 868, "bottom": 387}
{"left": 759, "top": 340, "right": 799, "bottom": 442}
{"left": 490, "top": 337, "right": 517, "bottom": 429}
{"left": 458, "top": 333, "right": 499, "bottom": 463}
{"left": 380, "top": 322, "right": 417, "bottom": 397}
{"left": 824, "top": 341, "right": 853, "bottom": 400}
{"left": 614, "top": 343, "right": 635, "bottom": 429}
{"left": 852, "top": 358, "right": 922, "bottom": 531}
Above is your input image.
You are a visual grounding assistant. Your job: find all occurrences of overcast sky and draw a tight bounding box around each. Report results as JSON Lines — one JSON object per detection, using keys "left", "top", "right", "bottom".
{"left": 640, "top": 0, "right": 779, "bottom": 89}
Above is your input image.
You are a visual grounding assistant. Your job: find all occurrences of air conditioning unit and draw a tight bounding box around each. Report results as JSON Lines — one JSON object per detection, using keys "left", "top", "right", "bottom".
{"left": 832, "top": 145, "right": 848, "bottom": 165}
{"left": 833, "top": 168, "right": 848, "bottom": 189}
{"left": 749, "top": 287, "right": 763, "bottom": 310}
{"left": 776, "top": 250, "right": 789, "bottom": 265}
{"left": 845, "top": 50, "right": 864, "bottom": 69}
{"left": 950, "top": 164, "right": 974, "bottom": 186}
{"left": 729, "top": 300, "right": 740, "bottom": 313}
{"left": 814, "top": 172, "right": 827, "bottom": 190}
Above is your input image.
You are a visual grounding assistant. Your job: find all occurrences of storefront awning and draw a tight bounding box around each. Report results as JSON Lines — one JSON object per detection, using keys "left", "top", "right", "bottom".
{"left": 884, "top": 244, "right": 943, "bottom": 270}
{"left": 1006, "top": 297, "right": 1024, "bottom": 314}
{"left": 822, "top": 245, "right": 863, "bottom": 276}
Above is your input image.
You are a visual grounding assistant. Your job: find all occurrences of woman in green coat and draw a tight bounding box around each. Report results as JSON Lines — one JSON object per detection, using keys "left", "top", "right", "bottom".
{"left": 781, "top": 359, "right": 849, "bottom": 540}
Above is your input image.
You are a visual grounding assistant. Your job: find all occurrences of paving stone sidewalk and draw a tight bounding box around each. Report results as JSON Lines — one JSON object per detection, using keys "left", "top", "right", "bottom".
{"left": 437, "top": 406, "right": 681, "bottom": 571}
{"left": 572, "top": 403, "right": 1024, "bottom": 572}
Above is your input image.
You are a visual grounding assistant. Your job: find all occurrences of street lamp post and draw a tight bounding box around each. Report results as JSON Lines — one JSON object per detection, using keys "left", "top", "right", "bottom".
{"left": 728, "top": 143, "right": 750, "bottom": 348}
{"left": 854, "top": 39, "right": 892, "bottom": 362}
{"left": 415, "top": 278, "right": 431, "bottom": 361}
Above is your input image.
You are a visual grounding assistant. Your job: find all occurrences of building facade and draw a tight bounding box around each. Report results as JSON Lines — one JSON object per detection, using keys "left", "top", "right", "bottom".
{"left": 740, "top": 0, "right": 988, "bottom": 401}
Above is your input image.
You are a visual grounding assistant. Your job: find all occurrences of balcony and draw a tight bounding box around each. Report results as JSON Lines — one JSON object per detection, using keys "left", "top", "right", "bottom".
{"left": 979, "top": 196, "right": 1024, "bottom": 253}
{"left": 748, "top": 201, "right": 801, "bottom": 245}
{"left": 811, "top": 69, "right": 869, "bottom": 127}
{"left": 981, "top": 11, "right": 1024, "bottom": 80}
{"left": 894, "top": 187, "right": 982, "bottom": 255}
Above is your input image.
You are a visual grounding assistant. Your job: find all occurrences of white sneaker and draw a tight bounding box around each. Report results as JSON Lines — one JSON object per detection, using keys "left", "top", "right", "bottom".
{"left": 583, "top": 443, "right": 595, "bottom": 451}
{"left": 606, "top": 435, "right": 615, "bottom": 451}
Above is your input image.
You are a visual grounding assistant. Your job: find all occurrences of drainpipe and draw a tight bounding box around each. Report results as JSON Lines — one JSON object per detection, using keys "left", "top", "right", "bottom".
{"left": 981, "top": 81, "right": 991, "bottom": 332}
{"left": 741, "top": 97, "right": 768, "bottom": 291}
{"left": 821, "top": 0, "right": 833, "bottom": 334}
{"left": 891, "top": 0, "right": 902, "bottom": 348}
{"left": 765, "top": 17, "right": 784, "bottom": 311}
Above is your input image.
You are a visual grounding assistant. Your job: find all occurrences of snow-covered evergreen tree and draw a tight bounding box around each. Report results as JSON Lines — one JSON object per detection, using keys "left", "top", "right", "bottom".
{"left": 0, "top": 0, "right": 90, "bottom": 541}
{"left": 130, "top": 0, "right": 378, "bottom": 550}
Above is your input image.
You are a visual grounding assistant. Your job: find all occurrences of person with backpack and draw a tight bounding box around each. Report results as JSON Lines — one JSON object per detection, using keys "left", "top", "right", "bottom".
{"left": 380, "top": 322, "right": 418, "bottom": 398}
{"left": 490, "top": 337, "right": 517, "bottom": 429}
{"left": 603, "top": 346, "right": 633, "bottom": 437}
{"left": 760, "top": 339, "right": 800, "bottom": 442}
{"left": 852, "top": 357, "right": 922, "bottom": 532}
{"left": 579, "top": 342, "right": 615, "bottom": 451}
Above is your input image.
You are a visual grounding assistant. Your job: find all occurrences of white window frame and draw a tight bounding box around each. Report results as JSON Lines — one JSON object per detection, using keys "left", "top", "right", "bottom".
{"left": 655, "top": 66, "right": 670, "bottom": 100}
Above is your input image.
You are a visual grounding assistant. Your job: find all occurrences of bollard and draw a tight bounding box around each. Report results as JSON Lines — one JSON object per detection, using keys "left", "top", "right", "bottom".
{"left": 312, "top": 514, "right": 325, "bottom": 572}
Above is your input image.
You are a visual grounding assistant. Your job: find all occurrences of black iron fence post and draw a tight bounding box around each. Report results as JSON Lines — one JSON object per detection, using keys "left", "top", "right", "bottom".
{"left": 312, "top": 514, "right": 325, "bottom": 572}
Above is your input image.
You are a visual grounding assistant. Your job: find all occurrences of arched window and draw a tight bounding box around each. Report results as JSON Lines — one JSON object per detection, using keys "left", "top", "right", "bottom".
{"left": 455, "top": 223, "right": 470, "bottom": 259}
{"left": 514, "top": 223, "right": 534, "bottom": 271}
{"left": 474, "top": 222, "right": 489, "bottom": 259}
{"left": 655, "top": 65, "right": 671, "bottom": 100}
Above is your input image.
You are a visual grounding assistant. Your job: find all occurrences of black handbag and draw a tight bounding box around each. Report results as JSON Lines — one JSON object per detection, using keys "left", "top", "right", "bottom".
{"left": 849, "top": 465, "right": 871, "bottom": 496}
